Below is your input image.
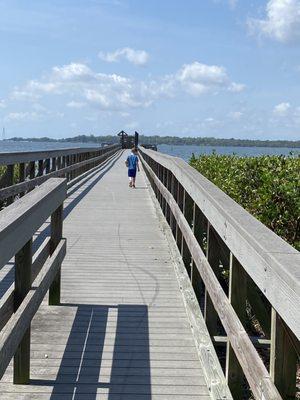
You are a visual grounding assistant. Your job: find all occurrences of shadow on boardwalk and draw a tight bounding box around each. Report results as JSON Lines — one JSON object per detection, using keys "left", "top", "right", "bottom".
{"left": 31, "top": 304, "right": 151, "bottom": 400}
{"left": 0, "top": 152, "right": 123, "bottom": 301}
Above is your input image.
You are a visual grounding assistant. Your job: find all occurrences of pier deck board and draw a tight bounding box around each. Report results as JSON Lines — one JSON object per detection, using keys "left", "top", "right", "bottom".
{"left": 0, "top": 151, "right": 211, "bottom": 399}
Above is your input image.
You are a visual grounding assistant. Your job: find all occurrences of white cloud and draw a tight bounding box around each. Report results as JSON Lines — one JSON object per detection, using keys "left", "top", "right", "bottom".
{"left": 99, "top": 47, "right": 149, "bottom": 66}
{"left": 248, "top": 0, "right": 300, "bottom": 43}
{"left": 7, "top": 60, "right": 244, "bottom": 113}
{"left": 0, "top": 100, "right": 6, "bottom": 108}
{"left": 174, "top": 61, "right": 245, "bottom": 96}
{"left": 273, "top": 102, "right": 291, "bottom": 116}
{"left": 53, "top": 63, "right": 93, "bottom": 80}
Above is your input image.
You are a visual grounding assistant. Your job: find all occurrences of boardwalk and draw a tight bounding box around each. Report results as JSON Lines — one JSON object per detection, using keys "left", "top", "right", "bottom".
{"left": 0, "top": 150, "right": 211, "bottom": 399}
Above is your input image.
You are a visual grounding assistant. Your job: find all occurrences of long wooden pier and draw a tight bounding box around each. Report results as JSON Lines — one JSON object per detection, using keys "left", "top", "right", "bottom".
{"left": 0, "top": 145, "right": 299, "bottom": 400}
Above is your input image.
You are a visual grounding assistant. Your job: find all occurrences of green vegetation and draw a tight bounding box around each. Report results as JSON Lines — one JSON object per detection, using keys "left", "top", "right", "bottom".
{"left": 190, "top": 153, "right": 300, "bottom": 250}
{"left": 6, "top": 134, "right": 300, "bottom": 148}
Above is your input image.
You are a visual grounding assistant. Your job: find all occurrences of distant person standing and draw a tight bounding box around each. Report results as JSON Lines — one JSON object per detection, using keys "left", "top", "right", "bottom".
{"left": 125, "top": 147, "right": 140, "bottom": 188}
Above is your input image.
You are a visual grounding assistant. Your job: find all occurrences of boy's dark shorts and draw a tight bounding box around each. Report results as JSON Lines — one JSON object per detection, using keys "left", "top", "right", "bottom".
{"left": 128, "top": 168, "right": 137, "bottom": 178}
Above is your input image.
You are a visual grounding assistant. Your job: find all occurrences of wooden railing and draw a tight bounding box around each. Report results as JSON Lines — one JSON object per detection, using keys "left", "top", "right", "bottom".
{"left": 0, "top": 178, "right": 67, "bottom": 383}
{"left": 0, "top": 144, "right": 121, "bottom": 206}
{"left": 139, "top": 147, "right": 299, "bottom": 400}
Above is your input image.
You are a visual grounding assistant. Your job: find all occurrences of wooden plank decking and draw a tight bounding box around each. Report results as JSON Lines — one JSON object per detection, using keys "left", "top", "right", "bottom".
{"left": 0, "top": 151, "right": 211, "bottom": 399}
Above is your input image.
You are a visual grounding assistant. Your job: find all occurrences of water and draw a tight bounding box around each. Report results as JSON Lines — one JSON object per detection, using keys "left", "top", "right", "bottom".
{"left": 0, "top": 141, "right": 104, "bottom": 153}
{"left": 0, "top": 141, "right": 299, "bottom": 162}
{"left": 157, "top": 144, "right": 299, "bottom": 162}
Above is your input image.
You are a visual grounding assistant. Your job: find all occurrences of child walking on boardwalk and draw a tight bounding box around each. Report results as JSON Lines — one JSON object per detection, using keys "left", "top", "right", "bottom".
{"left": 125, "top": 147, "right": 140, "bottom": 188}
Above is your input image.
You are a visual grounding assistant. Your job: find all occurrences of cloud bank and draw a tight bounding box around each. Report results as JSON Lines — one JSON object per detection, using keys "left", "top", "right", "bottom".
{"left": 248, "top": 0, "right": 300, "bottom": 43}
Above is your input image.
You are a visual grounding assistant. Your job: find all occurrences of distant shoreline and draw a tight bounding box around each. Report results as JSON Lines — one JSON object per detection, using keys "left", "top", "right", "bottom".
{"left": 4, "top": 135, "right": 300, "bottom": 148}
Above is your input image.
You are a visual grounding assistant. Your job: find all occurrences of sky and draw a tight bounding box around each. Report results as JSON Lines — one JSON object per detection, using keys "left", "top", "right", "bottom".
{"left": 0, "top": 0, "right": 300, "bottom": 140}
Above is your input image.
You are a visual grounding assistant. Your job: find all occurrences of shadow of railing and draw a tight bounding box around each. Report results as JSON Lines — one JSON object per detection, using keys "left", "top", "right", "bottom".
{"left": 31, "top": 304, "right": 151, "bottom": 400}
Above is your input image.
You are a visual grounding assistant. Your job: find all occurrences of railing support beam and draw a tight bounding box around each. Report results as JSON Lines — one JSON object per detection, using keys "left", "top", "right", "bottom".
{"left": 14, "top": 239, "right": 32, "bottom": 384}
{"left": 49, "top": 204, "right": 63, "bottom": 305}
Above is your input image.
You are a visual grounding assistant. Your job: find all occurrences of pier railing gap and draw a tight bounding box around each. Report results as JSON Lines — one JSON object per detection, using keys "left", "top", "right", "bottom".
{"left": 139, "top": 146, "right": 299, "bottom": 400}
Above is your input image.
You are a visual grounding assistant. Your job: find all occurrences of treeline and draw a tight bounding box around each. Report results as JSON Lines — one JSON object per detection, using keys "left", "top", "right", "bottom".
{"left": 190, "top": 153, "right": 300, "bottom": 250}
{"left": 6, "top": 134, "right": 300, "bottom": 148}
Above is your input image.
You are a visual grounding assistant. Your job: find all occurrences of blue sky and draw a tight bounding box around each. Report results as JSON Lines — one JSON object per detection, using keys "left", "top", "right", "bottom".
{"left": 0, "top": 0, "right": 300, "bottom": 140}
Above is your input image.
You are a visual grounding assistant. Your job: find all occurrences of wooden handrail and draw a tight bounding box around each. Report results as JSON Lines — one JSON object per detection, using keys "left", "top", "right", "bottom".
{"left": 139, "top": 146, "right": 299, "bottom": 400}
{"left": 0, "top": 178, "right": 67, "bottom": 384}
{"left": 0, "top": 144, "right": 121, "bottom": 204}
{"left": 139, "top": 147, "right": 299, "bottom": 338}
{"left": 0, "top": 144, "right": 118, "bottom": 165}
{"left": 0, "top": 179, "right": 66, "bottom": 268}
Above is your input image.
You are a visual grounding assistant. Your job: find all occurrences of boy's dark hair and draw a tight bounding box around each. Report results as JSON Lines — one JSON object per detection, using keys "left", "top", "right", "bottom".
{"left": 131, "top": 147, "right": 138, "bottom": 153}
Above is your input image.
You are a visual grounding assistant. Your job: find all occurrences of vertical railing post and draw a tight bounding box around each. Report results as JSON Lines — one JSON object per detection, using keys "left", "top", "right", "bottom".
{"left": 51, "top": 157, "right": 56, "bottom": 172}
{"left": 169, "top": 174, "right": 177, "bottom": 237}
{"left": 29, "top": 161, "right": 35, "bottom": 180}
{"left": 270, "top": 309, "right": 297, "bottom": 399}
{"left": 14, "top": 239, "right": 32, "bottom": 384}
{"left": 181, "top": 190, "right": 193, "bottom": 277}
{"left": 176, "top": 183, "right": 184, "bottom": 250}
{"left": 19, "top": 163, "right": 25, "bottom": 197}
{"left": 45, "top": 158, "right": 50, "bottom": 174}
{"left": 225, "top": 253, "right": 247, "bottom": 398}
{"left": 204, "top": 223, "right": 222, "bottom": 335}
{"left": 191, "top": 202, "right": 205, "bottom": 302}
{"left": 165, "top": 170, "right": 171, "bottom": 223}
{"left": 38, "top": 160, "right": 44, "bottom": 176}
{"left": 6, "top": 164, "right": 14, "bottom": 205}
{"left": 48, "top": 204, "right": 63, "bottom": 305}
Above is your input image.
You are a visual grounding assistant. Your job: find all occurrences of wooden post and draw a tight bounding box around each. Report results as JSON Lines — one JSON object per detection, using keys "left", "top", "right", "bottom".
{"left": 169, "top": 174, "right": 176, "bottom": 237}
{"left": 176, "top": 183, "right": 184, "bottom": 251}
{"left": 158, "top": 164, "right": 163, "bottom": 206}
{"left": 14, "top": 239, "right": 32, "bottom": 384}
{"left": 48, "top": 204, "right": 63, "bottom": 305}
{"left": 165, "top": 170, "right": 171, "bottom": 223}
{"left": 19, "top": 163, "right": 25, "bottom": 197}
{"left": 38, "top": 160, "right": 44, "bottom": 176}
{"left": 6, "top": 164, "right": 14, "bottom": 205}
{"left": 204, "top": 223, "right": 222, "bottom": 336}
{"left": 51, "top": 157, "right": 56, "bottom": 172}
{"left": 191, "top": 202, "right": 205, "bottom": 303}
{"left": 45, "top": 158, "right": 50, "bottom": 174}
{"left": 181, "top": 190, "right": 192, "bottom": 277}
{"left": 225, "top": 253, "right": 247, "bottom": 398}
{"left": 29, "top": 161, "right": 35, "bottom": 180}
{"left": 57, "top": 156, "right": 61, "bottom": 171}
{"left": 270, "top": 309, "right": 297, "bottom": 399}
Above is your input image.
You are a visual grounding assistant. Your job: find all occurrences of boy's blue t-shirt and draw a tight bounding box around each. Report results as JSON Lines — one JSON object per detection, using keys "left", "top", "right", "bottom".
{"left": 127, "top": 154, "right": 138, "bottom": 170}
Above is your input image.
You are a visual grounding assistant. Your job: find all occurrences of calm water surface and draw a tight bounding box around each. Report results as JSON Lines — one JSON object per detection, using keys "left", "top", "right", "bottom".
{"left": 157, "top": 144, "right": 299, "bottom": 161}
{"left": 0, "top": 141, "right": 299, "bottom": 162}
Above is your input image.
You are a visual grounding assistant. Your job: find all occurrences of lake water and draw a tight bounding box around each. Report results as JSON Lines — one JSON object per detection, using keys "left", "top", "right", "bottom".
{"left": 0, "top": 140, "right": 299, "bottom": 162}
{"left": 157, "top": 144, "right": 299, "bottom": 161}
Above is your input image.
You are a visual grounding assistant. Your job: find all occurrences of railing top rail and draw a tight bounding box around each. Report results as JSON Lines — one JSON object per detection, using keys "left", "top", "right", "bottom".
{"left": 0, "top": 144, "right": 119, "bottom": 165}
{"left": 140, "top": 146, "right": 300, "bottom": 339}
{"left": 0, "top": 178, "right": 67, "bottom": 269}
